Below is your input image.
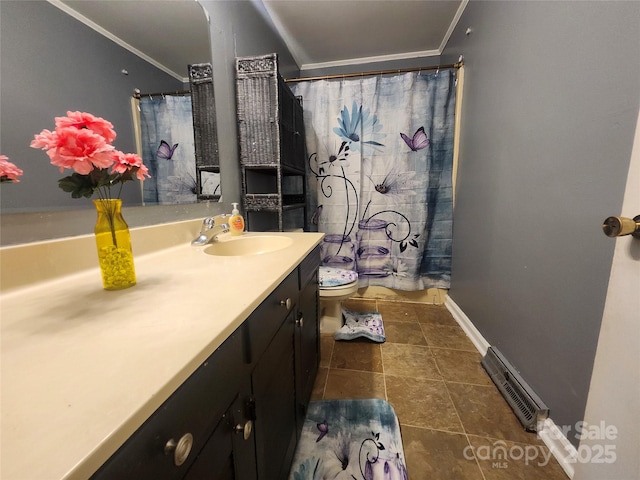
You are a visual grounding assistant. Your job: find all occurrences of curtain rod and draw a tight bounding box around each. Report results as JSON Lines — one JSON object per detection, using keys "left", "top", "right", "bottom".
{"left": 284, "top": 62, "right": 462, "bottom": 83}
{"left": 133, "top": 89, "right": 191, "bottom": 99}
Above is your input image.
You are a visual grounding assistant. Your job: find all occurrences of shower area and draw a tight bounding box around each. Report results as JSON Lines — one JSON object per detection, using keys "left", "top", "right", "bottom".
{"left": 290, "top": 66, "right": 462, "bottom": 300}
{"left": 132, "top": 91, "right": 220, "bottom": 205}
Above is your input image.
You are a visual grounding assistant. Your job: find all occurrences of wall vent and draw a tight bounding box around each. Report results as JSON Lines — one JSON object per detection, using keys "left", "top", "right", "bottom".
{"left": 481, "top": 347, "right": 549, "bottom": 432}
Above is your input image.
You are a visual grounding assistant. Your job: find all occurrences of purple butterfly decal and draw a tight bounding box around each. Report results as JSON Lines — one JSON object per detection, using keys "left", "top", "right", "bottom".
{"left": 316, "top": 420, "right": 328, "bottom": 442}
{"left": 400, "top": 127, "right": 429, "bottom": 151}
{"left": 157, "top": 140, "right": 178, "bottom": 160}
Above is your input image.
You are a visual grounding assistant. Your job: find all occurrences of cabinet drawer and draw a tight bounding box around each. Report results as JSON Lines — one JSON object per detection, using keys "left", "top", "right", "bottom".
{"left": 245, "top": 269, "right": 297, "bottom": 365}
{"left": 90, "top": 329, "right": 245, "bottom": 480}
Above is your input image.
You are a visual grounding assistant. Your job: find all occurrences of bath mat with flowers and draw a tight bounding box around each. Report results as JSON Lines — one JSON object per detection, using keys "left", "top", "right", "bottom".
{"left": 288, "top": 398, "right": 408, "bottom": 480}
{"left": 335, "top": 308, "right": 386, "bottom": 343}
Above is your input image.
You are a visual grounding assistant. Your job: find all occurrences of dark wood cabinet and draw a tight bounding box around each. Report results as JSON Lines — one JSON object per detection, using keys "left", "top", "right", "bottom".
{"left": 89, "top": 327, "right": 249, "bottom": 480}
{"left": 243, "top": 263, "right": 300, "bottom": 480}
{"left": 294, "top": 249, "right": 320, "bottom": 431}
{"left": 183, "top": 378, "right": 256, "bottom": 480}
{"left": 183, "top": 412, "right": 237, "bottom": 480}
{"left": 251, "top": 308, "right": 297, "bottom": 480}
{"left": 89, "top": 249, "right": 320, "bottom": 480}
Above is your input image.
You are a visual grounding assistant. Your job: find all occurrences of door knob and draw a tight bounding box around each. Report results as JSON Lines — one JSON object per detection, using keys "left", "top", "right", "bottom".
{"left": 602, "top": 215, "right": 640, "bottom": 238}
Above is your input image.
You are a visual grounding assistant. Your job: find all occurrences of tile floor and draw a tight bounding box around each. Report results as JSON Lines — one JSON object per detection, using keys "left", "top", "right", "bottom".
{"left": 312, "top": 298, "right": 569, "bottom": 480}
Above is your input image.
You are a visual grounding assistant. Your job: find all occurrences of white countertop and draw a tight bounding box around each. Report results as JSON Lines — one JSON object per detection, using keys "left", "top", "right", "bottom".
{"left": 0, "top": 223, "right": 323, "bottom": 480}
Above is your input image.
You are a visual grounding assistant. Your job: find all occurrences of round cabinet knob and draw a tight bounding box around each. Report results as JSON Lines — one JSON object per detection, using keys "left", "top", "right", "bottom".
{"left": 234, "top": 420, "right": 253, "bottom": 440}
{"left": 164, "top": 433, "right": 194, "bottom": 467}
{"left": 280, "top": 298, "right": 292, "bottom": 310}
{"left": 296, "top": 315, "right": 304, "bottom": 328}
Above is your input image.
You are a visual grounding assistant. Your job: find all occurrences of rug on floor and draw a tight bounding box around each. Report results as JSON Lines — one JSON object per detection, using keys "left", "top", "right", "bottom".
{"left": 334, "top": 308, "right": 386, "bottom": 343}
{"left": 288, "top": 398, "right": 408, "bottom": 480}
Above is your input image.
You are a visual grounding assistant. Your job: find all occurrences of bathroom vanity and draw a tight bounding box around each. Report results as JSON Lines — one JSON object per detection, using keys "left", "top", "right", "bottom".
{"left": 0, "top": 221, "right": 323, "bottom": 480}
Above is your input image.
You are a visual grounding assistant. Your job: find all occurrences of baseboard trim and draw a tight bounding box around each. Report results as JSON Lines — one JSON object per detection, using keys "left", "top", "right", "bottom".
{"left": 444, "top": 295, "right": 577, "bottom": 479}
{"left": 537, "top": 418, "right": 577, "bottom": 478}
{"left": 443, "top": 295, "right": 490, "bottom": 356}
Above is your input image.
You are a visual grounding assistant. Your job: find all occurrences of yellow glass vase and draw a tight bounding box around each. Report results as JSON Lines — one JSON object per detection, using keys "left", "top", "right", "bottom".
{"left": 93, "top": 199, "right": 136, "bottom": 290}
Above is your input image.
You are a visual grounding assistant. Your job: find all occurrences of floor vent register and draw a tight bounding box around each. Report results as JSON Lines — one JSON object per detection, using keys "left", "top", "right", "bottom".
{"left": 481, "top": 346, "right": 549, "bottom": 432}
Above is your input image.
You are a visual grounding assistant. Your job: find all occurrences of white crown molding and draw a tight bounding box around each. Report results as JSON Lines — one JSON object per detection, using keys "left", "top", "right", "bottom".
{"left": 260, "top": 0, "right": 467, "bottom": 73}
{"left": 300, "top": 49, "right": 441, "bottom": 72}
{"left": 46, "top": 0, "right": 187, "bottom": 83}
{"left": 439, "top": 0, "right": 469, "bottom": 52}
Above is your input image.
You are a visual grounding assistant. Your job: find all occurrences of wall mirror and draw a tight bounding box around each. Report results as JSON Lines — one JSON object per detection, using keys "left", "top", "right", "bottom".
{"left": 0, "top": 0, "right": 220, "bottom": 245}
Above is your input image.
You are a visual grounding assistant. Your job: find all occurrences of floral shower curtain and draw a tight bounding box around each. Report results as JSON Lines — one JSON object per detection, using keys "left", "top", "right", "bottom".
{"left": 291, "top": 70, "right": 456, "bottom": 290}
{"left": 139, "top": 95, "right": 219, "bottom": 204}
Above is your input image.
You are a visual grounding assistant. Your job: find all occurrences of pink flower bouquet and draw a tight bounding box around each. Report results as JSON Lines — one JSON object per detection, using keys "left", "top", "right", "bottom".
{"left": 0, "top": 155, "right": 23, "bottom": 183}
{"left": 31, "top": 111, "right": 149, "bottom": 199}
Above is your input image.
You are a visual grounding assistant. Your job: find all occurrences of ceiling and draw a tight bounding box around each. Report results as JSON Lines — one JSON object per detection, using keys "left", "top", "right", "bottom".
{"left": 260, "top": 0, "right": 467, "bottom": 71}
{"left": 55, "top": 0, "right": 211, "bottom": 82}
{"left": 54, "top": 0, "right": 466, "bottom": 79}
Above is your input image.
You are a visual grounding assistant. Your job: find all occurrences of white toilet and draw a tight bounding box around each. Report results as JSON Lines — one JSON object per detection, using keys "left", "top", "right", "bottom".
{"left": 318, "top": 266, "right": 359, "bottom": 334}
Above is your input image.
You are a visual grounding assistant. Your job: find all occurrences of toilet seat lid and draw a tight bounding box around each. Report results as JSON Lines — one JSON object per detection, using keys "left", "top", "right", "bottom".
{"left": 319, "top": 267, "right": 358, "bottom": 288}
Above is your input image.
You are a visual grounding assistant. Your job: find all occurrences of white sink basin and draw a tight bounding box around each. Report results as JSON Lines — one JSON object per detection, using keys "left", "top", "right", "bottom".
{"left": 203, "top": 235, "right": 294, "bottom": 256}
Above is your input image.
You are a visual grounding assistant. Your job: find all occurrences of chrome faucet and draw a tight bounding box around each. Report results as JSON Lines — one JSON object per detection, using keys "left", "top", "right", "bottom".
{"left": 191, "top": 214, "right": 230, "bottom": 246}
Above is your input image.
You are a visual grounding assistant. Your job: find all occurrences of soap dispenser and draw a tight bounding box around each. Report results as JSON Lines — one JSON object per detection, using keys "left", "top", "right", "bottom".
{"left": 229, "top": 202, "right": 245, "bottom": 236}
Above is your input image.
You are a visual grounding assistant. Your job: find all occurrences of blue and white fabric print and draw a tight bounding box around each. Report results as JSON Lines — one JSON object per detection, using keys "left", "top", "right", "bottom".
{"left": 319, "top": 266, "right": 358, "bottom": 287}
{"left": 289, "top": 399, "right": 408, "bottom": 480}
{"left": 139, "top": 95, "right": 220, "bottom": 204}
{"left": 292, "top": 70, "right": 456, "bottom": 290}
{"left": 335, "top": 308, "right": 386, "bottom": 343}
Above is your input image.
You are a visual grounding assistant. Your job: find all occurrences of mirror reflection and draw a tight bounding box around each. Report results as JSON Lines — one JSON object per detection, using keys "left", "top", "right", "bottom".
{"left": 136, "top": 92, "right": 220, "bottom": 204}
{"left": 0, "top": 0, "right": 215, "bottom": 215}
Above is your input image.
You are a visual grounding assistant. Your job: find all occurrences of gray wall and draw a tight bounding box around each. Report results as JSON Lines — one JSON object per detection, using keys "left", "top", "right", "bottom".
{"left": 0, "top": 0, "right": 184, "bottom": 213}
{"left": 442, "top": 1, "right": 639, "bottom": 445}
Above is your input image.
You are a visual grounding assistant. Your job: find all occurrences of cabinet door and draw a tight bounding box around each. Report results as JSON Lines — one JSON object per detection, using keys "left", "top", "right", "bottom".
{"left": 251, "top": 309, "right": 297, "bottom": 480}
{"left": 295, "top": 275, "right": 320, "bottom": 430}
{"left": 90, "top": 331, "right": 245, "bottom": 480}
{"left": 183, "top": 379, "right": 256, "bottom": 480}
{"left": 183, "top": 414, "right": 235, "bottom": 480}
